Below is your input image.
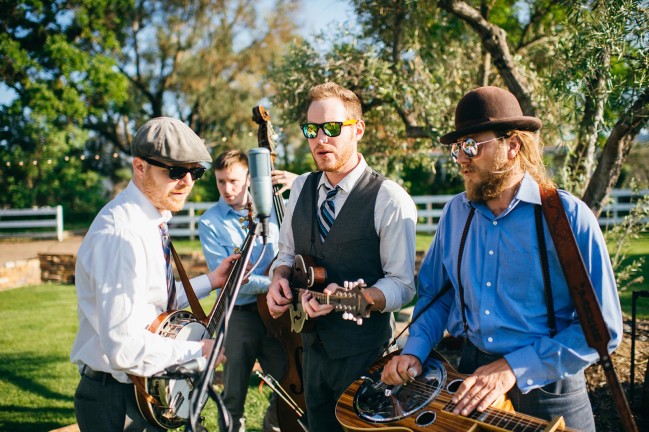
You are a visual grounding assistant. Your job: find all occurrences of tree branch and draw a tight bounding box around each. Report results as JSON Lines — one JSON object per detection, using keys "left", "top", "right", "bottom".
{"left": 437, "top": 0, "right": 537, "bottom": 116}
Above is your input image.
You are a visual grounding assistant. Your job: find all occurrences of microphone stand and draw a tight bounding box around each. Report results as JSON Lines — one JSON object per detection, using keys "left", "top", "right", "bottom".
{"left": 185, "top": 221, "right": 262, "bottom": 432}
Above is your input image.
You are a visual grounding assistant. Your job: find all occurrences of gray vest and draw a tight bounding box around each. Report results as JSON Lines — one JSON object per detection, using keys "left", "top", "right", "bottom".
{"left": 292, "top": 168, "right": 390, "bottom": 359}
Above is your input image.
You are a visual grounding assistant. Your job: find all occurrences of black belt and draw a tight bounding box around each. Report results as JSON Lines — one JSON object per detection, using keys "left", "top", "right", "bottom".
{"left": 81, "top": 365, "right": 120, "bottom": 385}
{"left": 232, "top": 302, "right": 259, "bottom": 312}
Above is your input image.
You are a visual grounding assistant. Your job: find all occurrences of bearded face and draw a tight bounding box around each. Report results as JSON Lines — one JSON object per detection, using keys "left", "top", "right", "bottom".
{"left": 464, "top": 144, "right": 517, "bottom": 202}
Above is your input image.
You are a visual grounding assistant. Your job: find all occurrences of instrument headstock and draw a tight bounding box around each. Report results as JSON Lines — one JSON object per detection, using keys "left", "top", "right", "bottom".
{"left": 252, "top": 105, "right": 279, "bottom": 164}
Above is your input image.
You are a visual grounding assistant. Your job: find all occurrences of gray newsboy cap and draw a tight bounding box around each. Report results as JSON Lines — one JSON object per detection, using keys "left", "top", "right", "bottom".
{"left": 131, "top": 117, "right": 212, "bottom": 167}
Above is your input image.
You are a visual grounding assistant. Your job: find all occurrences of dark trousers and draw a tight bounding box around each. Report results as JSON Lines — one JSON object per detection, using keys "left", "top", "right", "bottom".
{"left": 302, "top": 340, "right": 384, "bottom": 432}
{"left": 218, "top": 307, "right": 287, "bottom": 432}
{"left": 459, "top": 340, "right": 596, "bottom": 432}
{"left": 74, "top": 372, "right": 163, "bottom": 432}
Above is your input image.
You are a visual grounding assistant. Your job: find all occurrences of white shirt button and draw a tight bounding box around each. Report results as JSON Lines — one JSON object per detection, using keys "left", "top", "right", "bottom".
{"left": 489, "top": 250, "right": 494, "bottom": 255}
{"left": 486, "top": 282, "right": 492, "bottom": 287}
{"left": 493, "top": 221, "right": 498, "bottom": 226}
{"left": 485, "top": 310, "right": 491, "bottom": 315}
{"left": 526, "top": 379, "right": 534, "bottom": 386}
{"left": 487, "top": 337, "right": 493, "bottom": 343}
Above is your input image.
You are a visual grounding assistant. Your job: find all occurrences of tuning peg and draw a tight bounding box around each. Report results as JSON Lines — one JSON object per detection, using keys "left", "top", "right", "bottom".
{"left": 356, "top": 317, "right": 363, "bottom": 325}
{"left": 342, "top": 312, "right": 351, "bottom": 320}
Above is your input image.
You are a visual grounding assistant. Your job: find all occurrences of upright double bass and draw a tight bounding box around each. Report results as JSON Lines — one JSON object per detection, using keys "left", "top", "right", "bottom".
{"left": 253, "top": 105, "right": 307, "bottom": 432}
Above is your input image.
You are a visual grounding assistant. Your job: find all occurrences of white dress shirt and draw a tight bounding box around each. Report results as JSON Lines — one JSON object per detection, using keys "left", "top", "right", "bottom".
{"left": 271, "top": 154, "right": 417, "bottom": 312}
{"left": 70, "top": 181, "right": 212, "bottom": 383}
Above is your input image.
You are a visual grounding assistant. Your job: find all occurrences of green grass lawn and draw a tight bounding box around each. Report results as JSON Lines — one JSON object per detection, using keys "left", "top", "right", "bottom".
{"left": 1, "top": 233, "right": 647, "bottom": 431}
{"left": 0, "top": 285, "right": 273, "bottom": 431}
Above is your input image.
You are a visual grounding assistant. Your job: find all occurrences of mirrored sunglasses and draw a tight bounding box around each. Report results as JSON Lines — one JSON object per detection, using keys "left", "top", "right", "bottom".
{"left": 300, "top": 120, "right": 358, "bottom": 139}
{"left": 450, "top": 136, "right": 506, "bottom": 163}
{"left": 142, "top": 157, "right": 206, "bottom": 180}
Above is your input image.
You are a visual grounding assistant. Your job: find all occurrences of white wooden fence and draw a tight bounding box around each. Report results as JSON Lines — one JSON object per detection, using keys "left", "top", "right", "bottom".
{"left": 0, "top": 206, "right": 64, "bottom": 241}
{"left": 1, "top": 189, "right": 644, "bottom": 241}
{"left": 168, "top": 188, "right": 648, "bottom": 237}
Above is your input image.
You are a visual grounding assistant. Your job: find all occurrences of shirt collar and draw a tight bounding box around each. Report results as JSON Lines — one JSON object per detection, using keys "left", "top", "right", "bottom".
{"left": 317, "top": 153, "right": 367, "bottom": 193}
{"left": 125, "top": 180, "right": 171, "bottom": 225}
{"left": 216, "top": 195, "right": 251, "bottom": 219}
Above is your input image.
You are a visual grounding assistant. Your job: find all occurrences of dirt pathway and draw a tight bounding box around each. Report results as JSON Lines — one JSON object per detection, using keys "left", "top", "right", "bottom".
{"left": 0, "top": 235, "right": 84, "bottom": 264}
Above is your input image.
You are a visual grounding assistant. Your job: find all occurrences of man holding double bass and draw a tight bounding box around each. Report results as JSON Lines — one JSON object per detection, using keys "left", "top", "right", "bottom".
{"left": 199, "top": 150, "right": 297, "bottom": 432}
{"left": 267, "top": 82, "right": 418, "bottom": 432}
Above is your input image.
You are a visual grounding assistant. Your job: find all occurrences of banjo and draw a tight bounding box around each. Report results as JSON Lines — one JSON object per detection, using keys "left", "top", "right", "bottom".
{"left": 133, "top": 210, "right": 256, "bottom": 429}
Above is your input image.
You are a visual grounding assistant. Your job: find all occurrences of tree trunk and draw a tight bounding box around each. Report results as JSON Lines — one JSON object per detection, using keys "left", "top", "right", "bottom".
{"left": 571, "top": 50, "right": 610, "bottom": 190}
{"left": 582, "top": 87, "right": 649, "bottom": 216}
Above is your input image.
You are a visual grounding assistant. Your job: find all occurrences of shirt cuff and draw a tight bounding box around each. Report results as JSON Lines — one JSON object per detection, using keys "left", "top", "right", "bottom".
{"left": 401, "top": 337, "right": 431, "bottom": 366}
{"left": 504, "top": 345, "right": 545, "bottom": 393}
{"left": 374, "top": 279, "right": 407, "bottom": 312}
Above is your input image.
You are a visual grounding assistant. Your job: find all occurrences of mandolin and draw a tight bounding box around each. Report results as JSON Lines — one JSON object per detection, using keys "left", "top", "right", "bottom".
{"left": 288, "top": 255, "right": 373, "bottom": 333}
{"left": 336, "top": 350, "right": 578, "bottom": 432}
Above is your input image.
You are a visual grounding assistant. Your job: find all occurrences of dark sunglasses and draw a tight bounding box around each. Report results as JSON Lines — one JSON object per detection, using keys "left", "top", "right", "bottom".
{"left": 300, "top": 120, "right": 358, "bottom": 139}
{"left": 142, "top": 157, "right": 206, "bottom": 180}
{"left": 450, "top": 136, "right": 506, "bottom": 163}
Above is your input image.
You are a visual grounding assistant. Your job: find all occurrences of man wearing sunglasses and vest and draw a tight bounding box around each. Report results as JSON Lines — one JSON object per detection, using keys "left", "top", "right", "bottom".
{"left": 71, "top": 117, "right": 236, "bottom": 431}
{"left": 381, "top": 86, "right": 623, "bottom": 431}
{"left": 267, "top": 82, "right": 418, "bottom": 431}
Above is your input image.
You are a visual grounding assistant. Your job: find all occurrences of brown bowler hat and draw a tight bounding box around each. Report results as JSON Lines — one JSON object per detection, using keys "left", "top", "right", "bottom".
{"left": 440, "top": 86, "right": 542, "bottom": 144}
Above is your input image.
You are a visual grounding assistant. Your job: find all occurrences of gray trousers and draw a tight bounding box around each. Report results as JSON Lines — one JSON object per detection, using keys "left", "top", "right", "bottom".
{"left": 74, "top": 373, "right": 163, "bottom": 432}
{"left": 458, "top": 340, "right": 596, "bottom": 432}
{"left": 218, "top": 307, "right": 286, "bottom": 432}
{"left": 302, "top": 340, "right": 384, "bottom": 432}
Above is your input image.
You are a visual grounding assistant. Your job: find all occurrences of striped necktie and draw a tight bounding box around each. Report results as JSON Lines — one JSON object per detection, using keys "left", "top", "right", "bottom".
{"left": 160, "top": 222, "right": 177, "bottom": 310}
{"left": 317, "top": 185, "right": 341, "bottom": 242}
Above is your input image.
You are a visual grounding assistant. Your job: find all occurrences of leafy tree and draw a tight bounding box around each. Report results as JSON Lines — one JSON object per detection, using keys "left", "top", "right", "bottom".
{"left": 267, "top": 0, "right": 649, "bottom": 207}
{"left": 1, "top": 0, "right": 304, "bottom": 216}
{"left": 0, "top": 0, "right": 132, "bottom": 214}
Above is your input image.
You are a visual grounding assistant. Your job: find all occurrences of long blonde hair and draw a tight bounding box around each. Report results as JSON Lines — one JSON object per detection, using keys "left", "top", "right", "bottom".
{"left": 510, "top": 130, "right": 555, "bottom": 189}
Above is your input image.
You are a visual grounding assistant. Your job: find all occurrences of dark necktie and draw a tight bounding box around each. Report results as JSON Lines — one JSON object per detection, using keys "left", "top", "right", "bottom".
{"left": 317, "top": 185, "right": 340, "bottom": 242}
{"left": 160, "top": 222, "right": 177, "bottom": 310}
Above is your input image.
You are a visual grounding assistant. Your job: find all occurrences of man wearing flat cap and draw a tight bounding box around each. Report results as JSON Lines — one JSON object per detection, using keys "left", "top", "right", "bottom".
{"left": 382, "top": 87, "right": 623, "bottom": 431}
{"left": 71, "top": 117, "right": 235, "bottom": 431}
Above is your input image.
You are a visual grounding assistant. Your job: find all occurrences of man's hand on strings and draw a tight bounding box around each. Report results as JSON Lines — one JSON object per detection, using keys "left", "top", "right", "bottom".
{"left": 207, "top": 253, "right": 242, "bottom": 289}
{"left": 301, "top": 283, "right": 340, "bottom": 318}
{"left": 271, "top": 170, "right": 297, "bottom": 196}
{"left": 381, "top": 354, "right": 422, "bottom": 385}
{"left": 267, "top": 265, "right": 292, "bottom": 319}
{"left": 451, "top": 358, "right": 516, "bottom": 416}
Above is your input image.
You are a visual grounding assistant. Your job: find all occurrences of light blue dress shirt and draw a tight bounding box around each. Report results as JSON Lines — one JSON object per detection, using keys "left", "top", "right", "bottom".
{"left": 402, "top": 173, "right": 623, "bottom": 393}
{"left": 198, "top": 198, "right": 279, "bottom": 306}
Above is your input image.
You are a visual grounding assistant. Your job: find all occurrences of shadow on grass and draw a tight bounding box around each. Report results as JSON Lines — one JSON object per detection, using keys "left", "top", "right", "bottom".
{"left": 0, "top": 406, "right": 73, "bottom": 432}
{"left": 0, "top": 352, "right": 74, "bottom": 401}
{"left": 0, "top": 352, "right": 76, "bottom": 431}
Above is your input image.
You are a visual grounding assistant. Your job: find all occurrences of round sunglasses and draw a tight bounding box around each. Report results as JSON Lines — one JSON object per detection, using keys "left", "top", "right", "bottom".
{"left": 450, "top": 136, "right": 507, "bottom": 163}
{"left": 300, "top": 120, "right": 358, "bottom": 139}
{"left": 142, "top": 157, "right": 206, "bottom": 180}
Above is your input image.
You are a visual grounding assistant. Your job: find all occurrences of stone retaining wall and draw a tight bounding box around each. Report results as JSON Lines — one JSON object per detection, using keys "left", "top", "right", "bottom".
{"left": 0, "top": 258, "right": 41, "bottom": 290}
{"left": 1, "top": 250, "right": 425, "bottom": 291}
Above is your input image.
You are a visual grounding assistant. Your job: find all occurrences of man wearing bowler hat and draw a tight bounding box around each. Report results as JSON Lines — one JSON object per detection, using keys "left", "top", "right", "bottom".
{"left": 381, "top": 86, "right": 623, "bottom": 430}
{"left": 71, "top": 117, "right": 236, "bottom": 431}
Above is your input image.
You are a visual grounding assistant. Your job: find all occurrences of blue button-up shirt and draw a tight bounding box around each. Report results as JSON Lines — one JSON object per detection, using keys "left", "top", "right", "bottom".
{"left": 198, "top": 198, "right": 279, "bottom": 306}
{"left": 403, "top": 173, "right": 623, "bottom": 393}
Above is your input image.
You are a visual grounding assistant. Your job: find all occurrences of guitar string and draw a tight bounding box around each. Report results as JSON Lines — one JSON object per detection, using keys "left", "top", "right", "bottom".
{"left": 369, "top": 378, "right": 545, "bottom": 431}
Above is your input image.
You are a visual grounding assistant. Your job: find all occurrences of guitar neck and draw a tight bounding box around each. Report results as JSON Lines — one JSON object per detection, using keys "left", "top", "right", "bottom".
{"left": 441, "top": 398, "right": 577, "bottom": 431}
